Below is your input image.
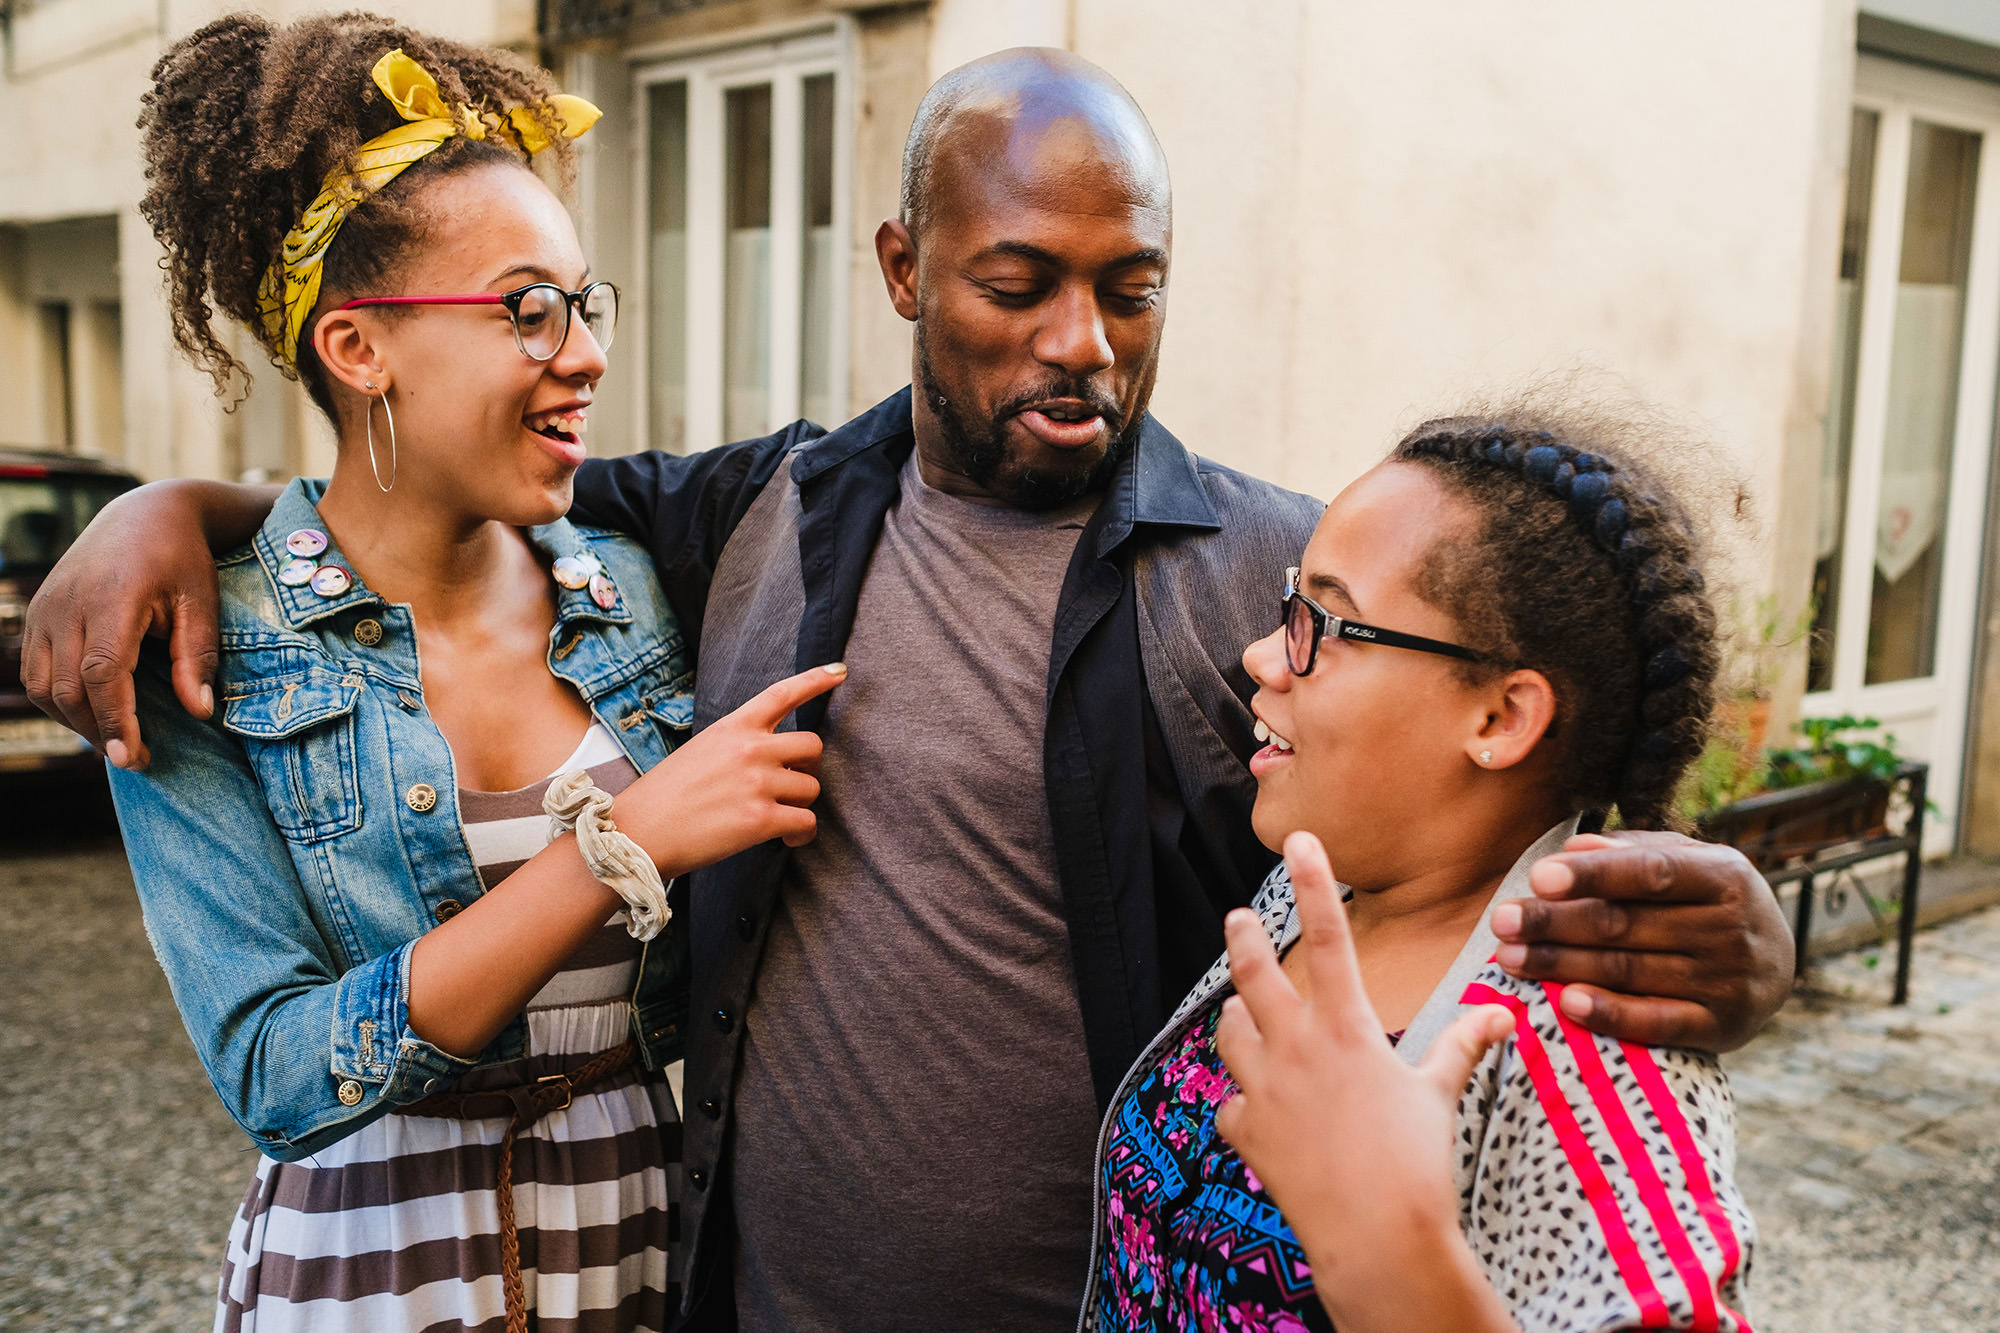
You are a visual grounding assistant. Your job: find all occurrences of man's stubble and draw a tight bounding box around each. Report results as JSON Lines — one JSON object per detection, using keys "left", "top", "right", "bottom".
{"left": 912, "top": 315, "right": 1148, "bottom": 511}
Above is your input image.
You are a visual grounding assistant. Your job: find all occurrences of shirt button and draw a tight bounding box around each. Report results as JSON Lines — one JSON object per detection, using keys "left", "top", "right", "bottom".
{"left": 688, "top": 1167, "right": 708, "bottom": 1190}
{"left": 434, "top": 899, "right": 463, "bottom": 923}
{"left": 713, "top": 1008, "right": 733, "bottom": 1034}
{"left": 699, "top": 1096, "right": 721, "bottom": 1119}
{"left": 736, "top": 912, "right": 757, "bottom": 941}
{"left": 396, "top": 688, "right": 422, "bottom": 712}
{"left": 336, "top": 1079, "right": 363, "bottom": 1106}
{"left": 353, "top": 618, "right": 384, "bottom": 647}
{"left": 406, "top": 783, "right": 438, "bottom": 813}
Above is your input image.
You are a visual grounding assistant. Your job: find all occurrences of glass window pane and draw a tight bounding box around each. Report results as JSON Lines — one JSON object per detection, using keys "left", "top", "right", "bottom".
{"left": 36, "top": 303, "right": 69, "bottom": 451}
{"left": 647, "top": 81, "right": 689, "bottom": 453}
{"left": 0, "top": 476, "right": 132, "bottom": 573}
{"left": 725, "top": 83, "right": 773, "bottom": 442}
{"left": 800, "top": 73, "right": 838, "bottom": 426}
{"left": 1810, "top": 108, "right": 1879, "bottom": 692}
{"left": 1867, "top": 120, "right": 1980, "bottom": 684}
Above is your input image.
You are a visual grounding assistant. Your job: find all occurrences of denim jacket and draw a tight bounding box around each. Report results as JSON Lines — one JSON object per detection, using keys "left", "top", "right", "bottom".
{"left": 108, "top": 479, "right": 694, "bottom": 1162}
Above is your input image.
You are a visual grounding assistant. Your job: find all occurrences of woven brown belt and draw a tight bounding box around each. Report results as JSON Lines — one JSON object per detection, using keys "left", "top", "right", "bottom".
{"left": 396, "top": 1039, "right": 640, "bottom": 1333}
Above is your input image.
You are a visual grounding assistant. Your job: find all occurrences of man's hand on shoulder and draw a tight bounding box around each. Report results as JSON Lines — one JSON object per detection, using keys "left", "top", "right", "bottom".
{"left": 22, "top": 479, "right": 270, "bottom": 770}
{"left": 1489, "top": 830, "right": 1793, "bottom": 1053}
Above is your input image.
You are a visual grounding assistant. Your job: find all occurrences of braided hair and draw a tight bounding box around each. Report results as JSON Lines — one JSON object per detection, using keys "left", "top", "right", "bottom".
{"left": 138, "top": 12, "right": 574, "bottom": 417}
{"left": 1390, "top": 410, "right": 1728, "bottom": 830}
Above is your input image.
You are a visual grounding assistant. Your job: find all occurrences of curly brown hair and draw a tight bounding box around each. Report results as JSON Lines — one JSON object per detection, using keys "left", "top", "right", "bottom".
{"left": 137, "top": 11, "right": 575, "bottom": 417}
{"left": 1390, "top": 402, "right": 1745, "bottom": 830}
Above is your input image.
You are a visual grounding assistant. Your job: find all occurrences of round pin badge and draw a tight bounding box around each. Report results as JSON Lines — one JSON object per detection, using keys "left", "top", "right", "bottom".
{"left": 278, "top": 557, "right": 317, "bottom": 587}
{"left": 552, "top": 555, "right": 596, "bottom": 590}
{"left": 309, "top": 565, "right": 352, "bottom": 598}
{"left": 285, "top": 528, "right": 329, "bottom": 558}
{"left": 588, "top": 573, "right": 618, "bottom": 610}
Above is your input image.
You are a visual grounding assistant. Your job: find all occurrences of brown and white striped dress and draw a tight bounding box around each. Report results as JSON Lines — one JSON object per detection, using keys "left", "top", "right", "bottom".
{"left": 217, "top": 724, "right": 684, "bottom": 1332}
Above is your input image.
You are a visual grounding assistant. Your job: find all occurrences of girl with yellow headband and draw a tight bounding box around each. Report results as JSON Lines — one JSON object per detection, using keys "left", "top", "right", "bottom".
{"left": 111, "top": 14, "right": 839, "bottom": 1331}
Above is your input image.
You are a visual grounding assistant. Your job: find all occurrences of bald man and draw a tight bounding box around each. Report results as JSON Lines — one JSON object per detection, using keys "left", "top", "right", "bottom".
{"left": 27, "top": 48, "right": 1792, "bottom": 1332}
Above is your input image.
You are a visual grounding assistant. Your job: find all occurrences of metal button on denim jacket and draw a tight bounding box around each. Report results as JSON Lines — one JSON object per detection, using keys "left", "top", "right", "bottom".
{"left": 108, "top": 479, "right": 694, "bottom": 1161}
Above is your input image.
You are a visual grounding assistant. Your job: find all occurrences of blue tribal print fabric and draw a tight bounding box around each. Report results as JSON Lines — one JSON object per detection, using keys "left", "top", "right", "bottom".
{"left": 1095, "top": 1006, "right": 1333, "bottom": 1332}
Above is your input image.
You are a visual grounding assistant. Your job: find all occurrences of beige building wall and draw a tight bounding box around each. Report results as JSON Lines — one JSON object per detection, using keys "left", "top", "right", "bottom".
{"left": 913, "top": 0, "right": 1857, "bottom": 721}
{"left": 13, "top": 0, "right": 1994, "bottom": 840}
{"left": 1068, "top": 4, "right": 1854, "bottom": 588}
{"left": 0, "top": 0, "right": 1859, "bottom": 547}
{"left": 884, "top": 2, "right": 1857, "bottom": 668}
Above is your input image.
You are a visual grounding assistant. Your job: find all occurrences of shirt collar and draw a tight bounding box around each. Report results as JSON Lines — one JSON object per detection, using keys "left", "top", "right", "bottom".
{"left": 251, "top": 480, "right": 382, "bottom": 629}
{"left": 788, "top": 385, "right": 1224, "bottom": 548}
{"left": 789, "top": 385, "right": 920, "bottom": 485}
{"left": 1096, "top": 412, "right": 1224, "bottom": 557}
{"left": 525, "top": 517, "right": 637, "bottom": 629}
{"left": 251, "top": 478, "right": 633, "bottom": 630}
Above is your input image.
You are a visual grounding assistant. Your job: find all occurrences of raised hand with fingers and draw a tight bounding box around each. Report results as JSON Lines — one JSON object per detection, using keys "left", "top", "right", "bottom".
{"left": 1213, "top": 832, "right": 1520, "bottom": 1333}
{"left": 1489, "top": 829, "right": 1792, "bottom": 1053}
{"left": 608, "top": 663, "right": 847, "bottom": 878}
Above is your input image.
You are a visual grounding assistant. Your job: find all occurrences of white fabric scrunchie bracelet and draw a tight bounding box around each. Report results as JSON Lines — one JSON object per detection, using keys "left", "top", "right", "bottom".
{"left": 543, "top": 770, "right": 671, "bottom": 941}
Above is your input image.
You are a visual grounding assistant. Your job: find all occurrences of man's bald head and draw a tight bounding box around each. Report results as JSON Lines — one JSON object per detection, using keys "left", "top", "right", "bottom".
{"left": 876, "top": 48, "right": 1172, "bottom": 509}
{"left": 899, "top": 47, "right": 1169, "bottom": 243}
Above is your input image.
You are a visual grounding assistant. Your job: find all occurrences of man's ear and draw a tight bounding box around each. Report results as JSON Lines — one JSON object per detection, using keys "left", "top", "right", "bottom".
{"left": 875, "top": 218, "right": 919, "bottom": 323}
{"left": 1471, "top": 669, "right": 1557, "bottom": 770}
{"left": 311, "top": 309, "right": 387, "bottom": 397}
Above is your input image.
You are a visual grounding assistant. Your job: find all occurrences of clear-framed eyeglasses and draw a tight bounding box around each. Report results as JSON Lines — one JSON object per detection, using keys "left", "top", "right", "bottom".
{"left": 335, "top": 280, "right": 619, "bottom": 361}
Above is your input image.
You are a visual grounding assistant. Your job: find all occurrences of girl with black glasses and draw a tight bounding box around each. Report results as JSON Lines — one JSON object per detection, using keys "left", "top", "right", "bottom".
{"left": 1082, "top": 405, "right": 1756, "bottom": 1332}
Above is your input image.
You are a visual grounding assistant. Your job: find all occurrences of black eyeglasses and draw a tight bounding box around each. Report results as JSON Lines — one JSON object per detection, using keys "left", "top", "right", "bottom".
{"left": 337, "top": 281, "right": 619, "bottom": 361}
{"left": 1282, "top": 566, "right": 1482, "bottom": 676}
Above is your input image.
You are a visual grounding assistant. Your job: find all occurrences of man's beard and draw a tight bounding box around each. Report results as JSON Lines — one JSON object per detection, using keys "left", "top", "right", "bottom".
{"left": 914, "top": 318, "right": 1144, "bottom": 510}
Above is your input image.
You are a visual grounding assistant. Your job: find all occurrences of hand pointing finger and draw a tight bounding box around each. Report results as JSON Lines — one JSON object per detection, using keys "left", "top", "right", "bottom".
{"left": 738, "top": 662, "right": 848, "bottom": 733}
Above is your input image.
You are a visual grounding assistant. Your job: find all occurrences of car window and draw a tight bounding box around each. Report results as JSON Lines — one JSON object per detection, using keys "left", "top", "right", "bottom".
{"left": 0, "top": 475, "right": 135, "bottom": 573}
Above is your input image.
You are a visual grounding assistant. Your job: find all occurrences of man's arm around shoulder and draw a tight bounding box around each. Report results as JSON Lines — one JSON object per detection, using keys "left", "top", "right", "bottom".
{"left": 23, "top": 478, "right": 280, "bottom": 769}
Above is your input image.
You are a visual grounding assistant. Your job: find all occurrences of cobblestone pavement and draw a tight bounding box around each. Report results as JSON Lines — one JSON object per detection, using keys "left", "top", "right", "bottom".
{"left": 1, "top": 789, "right": 246, "bottom": 1331}
{"left": 1727, "top": 897, "right": 2000, "bottom": 1332}
{"left": 3, "top": 789, "right": 1996, "bottom": 1329}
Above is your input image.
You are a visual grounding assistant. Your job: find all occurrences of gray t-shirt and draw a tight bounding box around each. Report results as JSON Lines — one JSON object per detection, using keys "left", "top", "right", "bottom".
{"left": 728, "top": 451, "right": 1104, "bottom": 1330}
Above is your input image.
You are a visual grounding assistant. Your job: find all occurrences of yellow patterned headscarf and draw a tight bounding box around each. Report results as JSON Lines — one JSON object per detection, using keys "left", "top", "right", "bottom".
{"left": 256, "top": 49, "right": 601, "bottom": 368}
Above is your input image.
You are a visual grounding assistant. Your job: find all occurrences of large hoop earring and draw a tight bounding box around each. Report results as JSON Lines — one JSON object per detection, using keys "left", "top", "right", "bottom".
{"left": 365, "top": 383, "right": 398, "bottom": 493}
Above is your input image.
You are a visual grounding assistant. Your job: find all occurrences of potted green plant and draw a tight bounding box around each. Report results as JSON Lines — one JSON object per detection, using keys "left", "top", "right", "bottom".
{"left": 1696, "top": 714, "right": 1909, "bottom": 872}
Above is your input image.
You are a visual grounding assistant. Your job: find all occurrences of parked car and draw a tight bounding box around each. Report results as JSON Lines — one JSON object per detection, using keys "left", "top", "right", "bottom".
{"left": 0, "top": 449, "right": 141, "bottom": 778}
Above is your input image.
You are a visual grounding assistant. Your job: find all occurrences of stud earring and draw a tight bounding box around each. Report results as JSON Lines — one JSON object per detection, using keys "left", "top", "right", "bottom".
{"left": 1478, "top": 749, "right": 1493, "bottom": 766}
{"left": 365, "top": 382, "right": 398, "bottom": 493}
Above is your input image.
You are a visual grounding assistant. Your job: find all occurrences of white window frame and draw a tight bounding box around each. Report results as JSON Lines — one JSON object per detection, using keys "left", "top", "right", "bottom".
{"left": 630, "top": 26, "right": 854, "bottom": 454}
{"left": 1809, "top": 55, "right": 2000, "bottom": 849}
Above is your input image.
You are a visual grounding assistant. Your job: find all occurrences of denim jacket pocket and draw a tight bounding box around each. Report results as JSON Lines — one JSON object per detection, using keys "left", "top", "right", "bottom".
{"left": 221, "top": 666, "right": 366, "bottom": 843}
{"left": 643, "top": 671, "right": 695, "bottom": 732}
